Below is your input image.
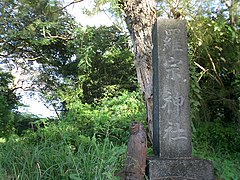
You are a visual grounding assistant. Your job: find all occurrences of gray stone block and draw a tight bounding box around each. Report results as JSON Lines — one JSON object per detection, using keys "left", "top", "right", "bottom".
{"left": 152, "top": 18, "right": 191, "bottom": 158}
{"left": 147, "top": 157, "right": 214, "bottom": 180}
{"left": 150, "top": 18, "right": 214, "bottom": 180}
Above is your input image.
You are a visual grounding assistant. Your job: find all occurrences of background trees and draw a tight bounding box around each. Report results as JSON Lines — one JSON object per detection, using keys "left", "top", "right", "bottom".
{"left": 83, "top": 0, "right": 240, "bottom": 139}
{"left": 0, "top": 0, "right": 137, "bottom": 128}
{"left": 0, "top": 0, "right": 239, "bottom": 179}
{"left": 47, "top": 26, "right": 137, "bottom": 106}
{"left": 1, "top": 0, "right": 239, "bottom": 136}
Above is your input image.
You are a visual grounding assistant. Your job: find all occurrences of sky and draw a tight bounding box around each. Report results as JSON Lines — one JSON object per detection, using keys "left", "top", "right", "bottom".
{"left": 64, "top": 0, "right": 113, "bottom": 26}
{"left": 18, "top": 0, "right": 113, "bottom": 118}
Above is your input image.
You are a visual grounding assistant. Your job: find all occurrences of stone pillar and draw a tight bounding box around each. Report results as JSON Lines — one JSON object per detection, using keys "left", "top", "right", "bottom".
{"left": 152, "top": 18, "right": 191, "bottom": 158}
{"left": 148, "top": 18, "right": 214, "bottom": 180}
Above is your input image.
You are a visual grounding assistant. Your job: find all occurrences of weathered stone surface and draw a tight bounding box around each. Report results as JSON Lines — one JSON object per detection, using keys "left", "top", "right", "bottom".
{"left": 152, "top": 18, "right": 191, "bottom": 158}
{"left": 124, "top": 122, "right": 147, "bottom": 180}
{"left": 149, "top": 18, "right": 214, "bottom": 179}
{"left": 147, "top": 157, "right": 214, "bottom": 180}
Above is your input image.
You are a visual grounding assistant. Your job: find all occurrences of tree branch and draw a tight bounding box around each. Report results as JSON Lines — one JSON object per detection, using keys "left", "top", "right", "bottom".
{"left": 46, "top": 32, "right": 73, "bottom": 40}
{"left": 60, "top": 0, "right": 85, "bottom": 11}
{"left": 194, "top": 59, "right": 223, "bottom": 86}
{"left": 205, "top": 48, "right": 224, "bottom": 86}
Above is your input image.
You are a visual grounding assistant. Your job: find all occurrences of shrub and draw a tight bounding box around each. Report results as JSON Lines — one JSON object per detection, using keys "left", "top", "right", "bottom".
{"left": 64, "top": 91, "right": 146, "bottom": 144}
{"left": 193, "top": 121, "right": 240, "bottom": 153}
{"left": 193, "top": 121, "right": 240, "bottom": 179}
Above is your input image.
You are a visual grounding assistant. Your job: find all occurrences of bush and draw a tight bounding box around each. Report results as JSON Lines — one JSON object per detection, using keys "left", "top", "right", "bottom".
{"left": 193, "top": 121, "right": 240, "bottom": 153}
{"left": 64, "top": 91, "right": 146, "bottom": 144}
{"left": 193, "top": 121, "right": 240, "bottom": 179}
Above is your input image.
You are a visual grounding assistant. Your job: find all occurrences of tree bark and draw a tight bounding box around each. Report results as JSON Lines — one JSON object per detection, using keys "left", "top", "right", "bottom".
{"left": 121, "top": 0, "right": 156, "bottom": 141}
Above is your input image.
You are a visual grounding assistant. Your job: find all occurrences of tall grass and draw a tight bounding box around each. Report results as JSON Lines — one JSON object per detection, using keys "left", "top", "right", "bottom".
{"left": 0, "top": 127, "right": 126, "bottom": 179}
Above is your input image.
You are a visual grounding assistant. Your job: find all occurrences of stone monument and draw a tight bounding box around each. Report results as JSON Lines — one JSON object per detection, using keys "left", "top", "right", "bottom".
{"left": 147, "top": 18, "right": 214, "bottom": 180}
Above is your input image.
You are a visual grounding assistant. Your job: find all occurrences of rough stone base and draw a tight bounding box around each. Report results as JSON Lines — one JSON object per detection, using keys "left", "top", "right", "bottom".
{"left": 146, "top": 157, "right": 214, "bottom": 180}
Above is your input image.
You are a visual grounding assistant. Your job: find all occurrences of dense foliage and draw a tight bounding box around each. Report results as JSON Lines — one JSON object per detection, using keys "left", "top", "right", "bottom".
{"left": 0, "top": 70, "right": 19, "bottom": 137}
{"left": 64, "top": 91, "right": 145, "bottom": 144}
{"left": 0, "top": 92, "right": 240, "bottom": 179}
{"left": 1, "top": 0, "right": 137, "bottom": 115}
{"left": 52, "top": 26, "right": 137, "bottom": 106}
{"left": 0, "top": 0, "right": 240, "bottom": 179}
{"left": 188, "top": 16, "right": 240, "bottom": 124}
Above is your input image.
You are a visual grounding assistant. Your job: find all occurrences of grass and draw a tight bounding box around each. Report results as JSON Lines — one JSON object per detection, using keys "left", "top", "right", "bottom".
{"left": 0, "top": 129, "right": 126, "bottom": 180}
{"left": 0, "top": 109, "right": 240, "bottom": 179}
{"left": 1, "top": 135, "right": 239, "bottom": 179}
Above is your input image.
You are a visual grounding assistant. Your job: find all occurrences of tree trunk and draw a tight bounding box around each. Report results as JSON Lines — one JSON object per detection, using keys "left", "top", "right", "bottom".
{"left": 121, "top": 0, "right": 156, "bottom": 142}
